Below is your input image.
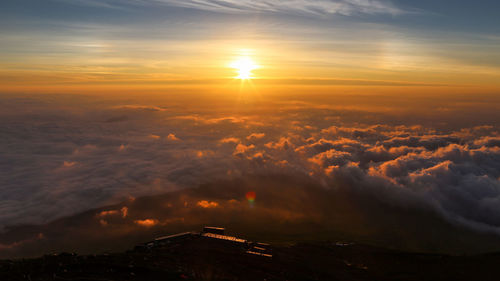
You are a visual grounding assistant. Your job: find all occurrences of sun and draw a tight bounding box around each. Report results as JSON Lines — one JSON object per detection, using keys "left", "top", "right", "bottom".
{"left": 230, "top": 57, "right": 258, "bottom": 79}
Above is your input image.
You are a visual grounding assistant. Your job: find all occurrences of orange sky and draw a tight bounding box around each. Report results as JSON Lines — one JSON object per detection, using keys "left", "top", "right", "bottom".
{"left": 1, "top": 1, "right": 500, "bottom": 94}
{"left": 2, "top": 40, "right": 500, "bottom": 94}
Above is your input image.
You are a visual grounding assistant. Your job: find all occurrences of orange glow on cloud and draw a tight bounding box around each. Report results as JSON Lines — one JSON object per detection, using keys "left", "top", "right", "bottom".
{"left": 220, "top": 137, "right": 240, "bottom": 144}
{"left": 196, "top": 150, "right": 215, "bottom": 158}
{"left": 99, "top": 219, "right": 108, "bottom": 227}
{"left": 166, "top": 133, "right": 180, "bottom": 141}
{"left": 234, "top": 144, "right": 255, "bottom": 155}
{"left": 97, "top": 210, "right": 119, "bottom": 217}
{"left": 134, "top": 219, "right": 159, "bottom": 227}
{"left": 62, "top": 161, "right": 77, "bottom": 168}
{"left": 197, "top": 200, "right": 219, "bottom": 208}
{"left": 247, "top": 133, "right": 265, "bottom": 140}
{"left": 121, "top": 207, "right": 128, "bottom": 218}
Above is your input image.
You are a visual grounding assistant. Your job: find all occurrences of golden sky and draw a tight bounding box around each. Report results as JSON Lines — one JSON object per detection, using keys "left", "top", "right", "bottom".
{"left": 1, "top": 1, "right": 500, "bottom": 94}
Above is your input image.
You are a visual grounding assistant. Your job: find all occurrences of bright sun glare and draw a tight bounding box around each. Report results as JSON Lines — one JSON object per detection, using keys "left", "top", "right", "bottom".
{"left": 230, "top": 57, "right": 258, "bottom": 79}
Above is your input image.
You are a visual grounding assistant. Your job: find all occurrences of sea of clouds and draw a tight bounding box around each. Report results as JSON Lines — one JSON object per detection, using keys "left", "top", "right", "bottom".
{"left": 0, "top": 92, "right": 499, "bottom": 238}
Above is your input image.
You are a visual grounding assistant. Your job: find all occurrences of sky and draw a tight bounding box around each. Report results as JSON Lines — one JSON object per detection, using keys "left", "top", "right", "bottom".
{"left": 1, "top": 1, "right": 500, "bottom": 258}
{"left": 1, "top": 0, "right": 500, "bottom": 93}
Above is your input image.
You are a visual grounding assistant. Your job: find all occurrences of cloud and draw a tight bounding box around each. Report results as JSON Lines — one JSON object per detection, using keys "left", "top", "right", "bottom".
{"left": 474, "top": 136, "right": 500, "bottom": 148}
{"left": 0, "top": 233, "right": 44, "bottom": 251}
{"left": 255, "top": 123, "right": 500, "bottom": 235}
{"left": 55, "top": 0, "right": 407, "bottom": 17}
{"left": 247, "top": 133, "right": 265, "bottom": 141}
{"left": 157, "top": 0, "right": 406, "bottom": 16}
{"left": 134, "top": 218, "right": 159, "bottom": 227}
{"left": 4, "top": 173, "right": 500, "bottom": 258}
{"left": 97, "top": 207, "right": 128, "bottom": 219}
{"left": 112, "top": 105, "right": 167, "bottom": 112}
{"left": 62, "top": 161, "right": 78, "bottom": 168}
{"left": 1, "top": 93, "right": 500, "bottom": 255}
{"left": 121, "top": 206, "right": 128, "bottom": 218}
{"left": 196, "top": 150, "right": 215, "bottom": 158}
{"left": 166, "top": 133, "right": 180, "bottom": 141}
{"left": 220, "top": 137, "right": 240, "bottom": 144}
{"left": 265, "top": 137, "right": 293, "bottom": 150}
{"left": 308, "top": 149, "right": 352, "bottom": 167}
{"left": 197, "top": 200, "right": 219, "bottom": 208}
{"left": 97, "top": 210, "right": 119, "bottom": 217}
{"left": 233, "top": 144, "right": 255, "bottom": 156}
{"left": 175, "top": 115, "right": 248, "bottom": 125}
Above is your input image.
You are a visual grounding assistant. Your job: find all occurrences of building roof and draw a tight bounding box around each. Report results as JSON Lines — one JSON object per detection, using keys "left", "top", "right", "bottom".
{"left": 202, "top": 233, "right": 246, "bottom": 243}
{"left": 154, "top": 232, "right": 195, "bottom": 242}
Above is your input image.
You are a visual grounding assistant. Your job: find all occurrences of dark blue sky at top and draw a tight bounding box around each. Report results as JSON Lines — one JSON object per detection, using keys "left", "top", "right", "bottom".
{"left": 396, "top": 0, "right": 500, "bottom": 31}
{"left": 0, "top": 0, "right": 499, "bottom": 34}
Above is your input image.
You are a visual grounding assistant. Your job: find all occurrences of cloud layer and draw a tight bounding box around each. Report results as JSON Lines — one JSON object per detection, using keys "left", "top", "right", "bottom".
{"left": 0, "top": 92, "right": 499, "bottom": 257}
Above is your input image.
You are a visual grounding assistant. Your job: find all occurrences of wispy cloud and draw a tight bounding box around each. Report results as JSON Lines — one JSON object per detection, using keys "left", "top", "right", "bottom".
{"left": 155, "top": 0, "right": 406, "bottom": 16}
{"left": 56, "top": 0, "right": 407, "bottom": 16}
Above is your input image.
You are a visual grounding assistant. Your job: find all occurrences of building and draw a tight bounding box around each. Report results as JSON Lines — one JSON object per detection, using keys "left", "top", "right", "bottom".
{"left": 140, "top": 226, "right": 272, "bottom": 258}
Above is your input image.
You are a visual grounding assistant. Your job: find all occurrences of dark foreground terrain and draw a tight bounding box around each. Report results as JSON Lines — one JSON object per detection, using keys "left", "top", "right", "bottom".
{"left": 2, "top": 232, "right": 500, "bottom": 281}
